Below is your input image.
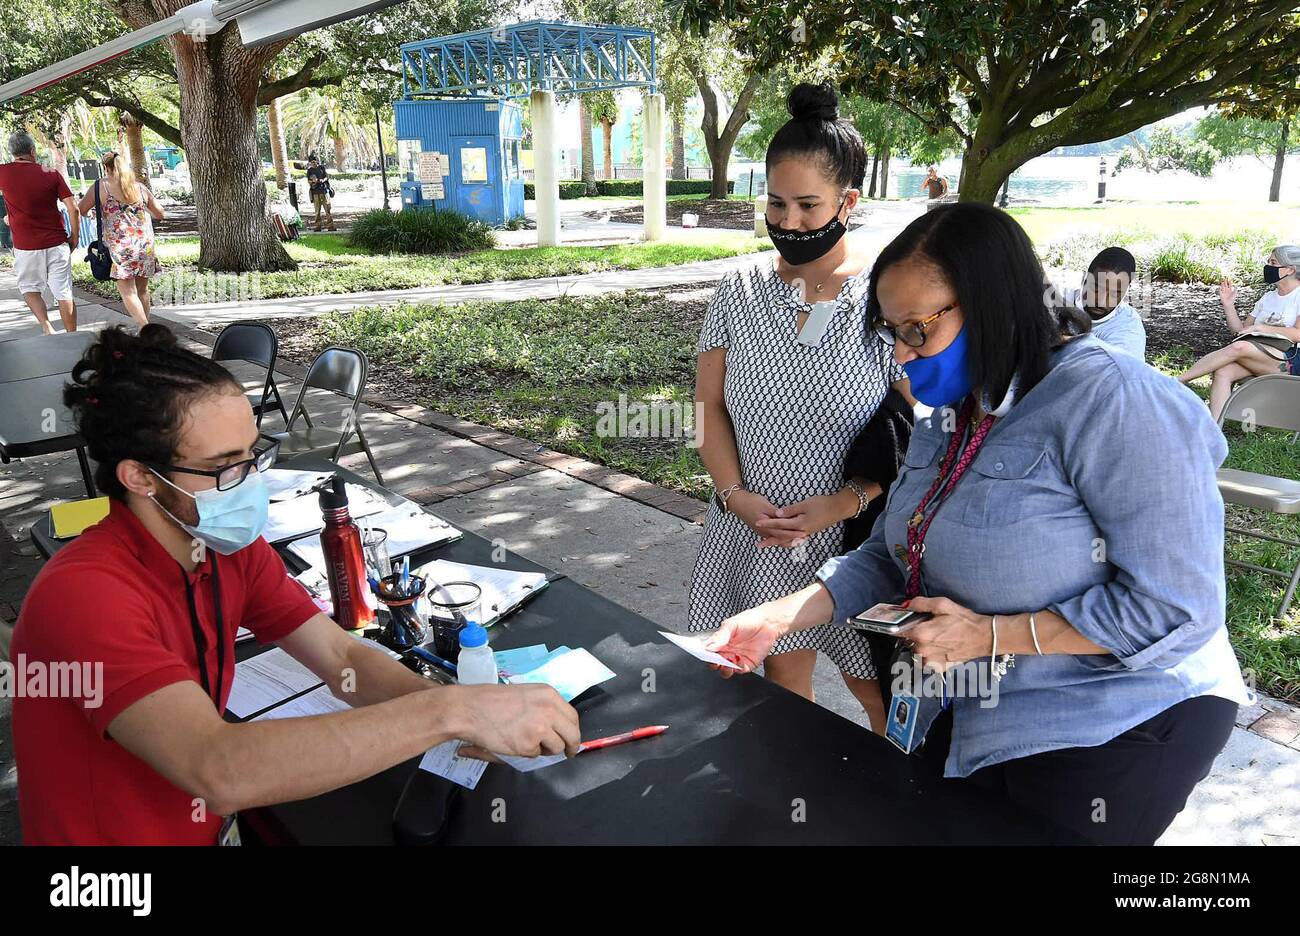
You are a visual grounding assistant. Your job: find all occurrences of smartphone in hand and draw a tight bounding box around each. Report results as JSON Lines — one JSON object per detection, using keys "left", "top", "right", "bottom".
{"left": 848, "top": 602, "right": 932, "bottom": 636}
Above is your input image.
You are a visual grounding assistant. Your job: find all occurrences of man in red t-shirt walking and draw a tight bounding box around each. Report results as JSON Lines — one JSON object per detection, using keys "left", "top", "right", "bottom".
{"left": 0, "top": 131, "right": 79, "bottom": 334}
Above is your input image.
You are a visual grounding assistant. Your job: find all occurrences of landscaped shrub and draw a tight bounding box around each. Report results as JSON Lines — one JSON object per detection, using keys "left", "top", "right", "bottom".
{"left": 348, "top": 207, "right": 496, "bottom": 254}
{"left": 522, "top": 179, "right": 735, "bottom": 199}
{"left": 597, "top": 179, "right": 735, "bottom": 197}
{"left": 1037, "top": 228, "right": 1279, "bottom": 285}
{"left": 524, "top": 181, "right": 588, "bottom": 200}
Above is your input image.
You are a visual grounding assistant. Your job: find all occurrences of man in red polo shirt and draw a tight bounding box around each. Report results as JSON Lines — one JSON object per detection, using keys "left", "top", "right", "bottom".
{"left": 0, "top": 131, "right": 79, "bottom": 334}
{"left": 12, "top": 324, "right": 580, "bottom": 844}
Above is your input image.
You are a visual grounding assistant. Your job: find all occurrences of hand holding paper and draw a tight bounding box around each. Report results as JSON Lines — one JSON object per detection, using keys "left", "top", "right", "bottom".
{"left": 660, "top": 630, "right": 742, "bottom": 670}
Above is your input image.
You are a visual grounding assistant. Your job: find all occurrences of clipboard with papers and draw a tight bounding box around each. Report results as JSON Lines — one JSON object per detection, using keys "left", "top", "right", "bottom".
{"left": 413, "top": 559, "right": 559, "bottom": 628}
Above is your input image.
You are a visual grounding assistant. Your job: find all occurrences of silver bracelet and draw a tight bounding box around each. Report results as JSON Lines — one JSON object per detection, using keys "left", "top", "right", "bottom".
{"left": 844, "top": 479, "right": 870, "bottom": 518}
{"left": 1029, "top": 612, "right": 1043, "bottom": 655}
{"left": 989, "top": 615, "right": 1015, "bottom": 681}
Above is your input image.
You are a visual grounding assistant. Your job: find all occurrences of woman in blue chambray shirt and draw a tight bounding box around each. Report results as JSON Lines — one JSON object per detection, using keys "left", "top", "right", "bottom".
{"left": 705, "top": 203, "right": 1250, "bottom": 845}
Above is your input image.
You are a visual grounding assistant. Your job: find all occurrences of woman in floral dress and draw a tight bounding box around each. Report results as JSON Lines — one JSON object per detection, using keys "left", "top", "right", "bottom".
{"left": 77, "top": 151, "right": 164, "bottom": 327}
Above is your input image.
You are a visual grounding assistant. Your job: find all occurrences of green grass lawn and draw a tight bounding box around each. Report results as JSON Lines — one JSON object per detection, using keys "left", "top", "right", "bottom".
{"left": 70, "top": 233, "right": 769, "bottom": 302}
{"left": 1151, "top": 346, "right": 1300, "bottom": 701}
{"left": 1010, "top": 200, "right": 1300, "bottom": 245}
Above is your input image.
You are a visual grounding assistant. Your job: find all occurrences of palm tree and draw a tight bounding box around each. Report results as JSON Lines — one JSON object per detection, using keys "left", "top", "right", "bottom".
{"left": 280, "top": 89, "right": 377, "bottom": 170}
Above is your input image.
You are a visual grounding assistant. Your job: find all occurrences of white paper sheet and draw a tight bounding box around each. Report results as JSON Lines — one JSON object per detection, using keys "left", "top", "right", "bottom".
{"left": 497, "top": 752, "right": 574, "bottom": 772}
{"left": 418, "top": 740, "right": 488, "bottom": 789}
{"left": 288, "top": 503, "right": 460, "bottom": 571}
{"left": 261, "top": 468, "right": 334, "bottom": 503}
{"left": 251, "top": 684, "right": 351, "bottom": 720}
{"left": 263, "top": 484, "right": 389, "bottom": 544}
{"left": 659, "top": 630, "right": 742, "bottom": 670}
{"left": 226, "top": 648, "right": 324, "bottom": 719}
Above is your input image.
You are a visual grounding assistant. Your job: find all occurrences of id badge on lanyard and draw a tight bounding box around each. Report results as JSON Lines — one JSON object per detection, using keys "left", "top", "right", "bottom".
{"left": 885, "top": 653, "right": 952, "bottom": 754}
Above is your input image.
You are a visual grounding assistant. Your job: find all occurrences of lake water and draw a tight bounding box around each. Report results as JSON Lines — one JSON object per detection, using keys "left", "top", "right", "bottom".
{"left": 732, "top": 154, "right": 1299, "bottom": 205}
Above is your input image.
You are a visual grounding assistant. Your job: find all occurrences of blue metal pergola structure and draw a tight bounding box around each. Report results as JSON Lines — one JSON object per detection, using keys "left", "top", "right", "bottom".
{"left": 400, "top": 19, "right": 657, "bottom": 100}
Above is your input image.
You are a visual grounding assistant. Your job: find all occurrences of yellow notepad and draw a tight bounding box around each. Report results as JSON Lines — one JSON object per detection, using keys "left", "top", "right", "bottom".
{"left": 50, "top": 497, "right": 110, "bottom": 539}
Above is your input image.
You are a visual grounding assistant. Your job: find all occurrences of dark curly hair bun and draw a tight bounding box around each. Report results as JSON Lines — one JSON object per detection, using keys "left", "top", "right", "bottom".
{"left": 767, "top": 81, "right": 865, "bottom": 191}
{"left": 787, "top": 82, "right": 839, "bottom": 122}
{"left": 64, "top": 324, "right": 242, "bottom": 499}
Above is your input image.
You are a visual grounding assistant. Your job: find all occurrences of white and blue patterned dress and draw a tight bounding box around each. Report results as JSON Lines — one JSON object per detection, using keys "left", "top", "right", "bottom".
{"left": 688, "top": 255, "right": 904, "bottom": 677}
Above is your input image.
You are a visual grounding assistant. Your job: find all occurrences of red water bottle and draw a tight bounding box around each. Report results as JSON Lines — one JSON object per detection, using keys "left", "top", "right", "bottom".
{"left": 317, "top": 475, "right": 375, "bottom": 632}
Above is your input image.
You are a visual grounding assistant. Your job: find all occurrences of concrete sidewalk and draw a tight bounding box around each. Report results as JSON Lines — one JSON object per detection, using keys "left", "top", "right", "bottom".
{"left": 1, "top": 255, "right": 1298, "bottom": 844}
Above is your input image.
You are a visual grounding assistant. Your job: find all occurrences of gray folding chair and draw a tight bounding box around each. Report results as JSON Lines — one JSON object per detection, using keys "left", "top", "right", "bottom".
{"left": 262, "top": 346, "right": 385, "bottom": 484}
{"left": 211, "top": 322, "right": 290, "bottom": 427}
{"left": 1216, "top": 373, "right": 1300, "bottom": 616}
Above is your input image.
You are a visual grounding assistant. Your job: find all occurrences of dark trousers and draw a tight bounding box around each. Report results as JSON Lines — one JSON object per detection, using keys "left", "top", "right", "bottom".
{"left": 921, "top": 694, "right": 1237, "bottom": 845}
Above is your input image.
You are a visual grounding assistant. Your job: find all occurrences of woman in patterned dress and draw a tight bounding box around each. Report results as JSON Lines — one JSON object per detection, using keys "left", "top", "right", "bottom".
{"left": 690, "top": 82, "right": 912, "bottom": 730}
{"left": 77, "top": 151, "right": 164, "bottom": 327}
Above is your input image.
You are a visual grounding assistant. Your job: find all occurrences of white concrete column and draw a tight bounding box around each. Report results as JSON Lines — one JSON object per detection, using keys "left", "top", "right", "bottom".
{"left": 531, "top": 89, "right": 560, "bottom": 247}
{"left": 642, "top": 93, "right": 666, "bottom": 242}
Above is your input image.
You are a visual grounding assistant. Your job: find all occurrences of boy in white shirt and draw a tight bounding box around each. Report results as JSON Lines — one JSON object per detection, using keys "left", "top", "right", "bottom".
{"left": 1071, "top": 246, "right": 1147, "bottom": 360}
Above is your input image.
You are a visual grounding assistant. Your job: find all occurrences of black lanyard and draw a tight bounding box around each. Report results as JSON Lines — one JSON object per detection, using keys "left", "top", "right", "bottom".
{"left": 180, "top": 554, "right": 226, "bottom": 712}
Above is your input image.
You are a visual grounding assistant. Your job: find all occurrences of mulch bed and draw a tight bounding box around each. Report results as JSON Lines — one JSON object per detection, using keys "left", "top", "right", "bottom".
{"left": 584, "top": 199, "right": 756, "bottom": 230}
{"left": 152, "top": 204, "right": 368, "bottom": 237}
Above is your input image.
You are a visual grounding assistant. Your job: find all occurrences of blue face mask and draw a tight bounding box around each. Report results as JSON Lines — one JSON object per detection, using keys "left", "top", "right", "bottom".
{"left": 902, "top": 326, "right": 973, "bottom": 407}
{"left": 150, "top": 469, "right": 269, "bottom": 555}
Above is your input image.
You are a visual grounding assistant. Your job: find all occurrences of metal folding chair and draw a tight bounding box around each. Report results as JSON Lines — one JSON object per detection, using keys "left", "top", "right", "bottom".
{"left": 262, "top": 345, "right": 384, "bottom": 484}
{"left": 211, "top": 322, "right": 290, "bottom": 427}
{"left": 1216, "top": 373, "right": 1300, "bottom": 616}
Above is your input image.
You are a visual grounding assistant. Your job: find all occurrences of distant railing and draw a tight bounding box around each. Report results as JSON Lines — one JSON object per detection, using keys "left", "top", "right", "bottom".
{"left": 553, "top": 164, "right": 716, "bottom": 181}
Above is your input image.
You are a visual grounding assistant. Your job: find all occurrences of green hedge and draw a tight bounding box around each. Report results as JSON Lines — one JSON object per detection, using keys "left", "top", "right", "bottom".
{"left": 523, "top": 181, "right": 588, "bottom": 200}
{"left": 348, "top": 207, "right": 496, "bottom": 254}
{"left": 523, "top": 178, "right": 735, "bottom": 199}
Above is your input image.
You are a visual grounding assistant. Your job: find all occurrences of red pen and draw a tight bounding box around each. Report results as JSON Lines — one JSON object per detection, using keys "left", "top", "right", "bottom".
{"left": 578, "top": 725, "right": 668, "bottom": 753}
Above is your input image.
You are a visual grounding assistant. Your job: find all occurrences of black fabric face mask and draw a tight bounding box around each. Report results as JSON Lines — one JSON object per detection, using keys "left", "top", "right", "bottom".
{"left": 1264, "top": 264, "right": 1292, "bottom": 286}
{"left": 767, "top": 197, "right": 847, "bottom": 266}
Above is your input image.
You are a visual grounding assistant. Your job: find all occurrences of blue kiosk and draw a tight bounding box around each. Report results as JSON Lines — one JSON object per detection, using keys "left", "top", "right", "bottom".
{"left": 394, "top": 20, "right": 657, "bottom": 228}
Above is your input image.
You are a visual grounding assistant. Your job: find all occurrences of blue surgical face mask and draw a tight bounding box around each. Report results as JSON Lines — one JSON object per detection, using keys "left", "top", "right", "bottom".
{"left": 149, "top": 469, "right": 269, "bottom": 555}
{"left": 901, "top": 326, "right": 973, "bottom": 408}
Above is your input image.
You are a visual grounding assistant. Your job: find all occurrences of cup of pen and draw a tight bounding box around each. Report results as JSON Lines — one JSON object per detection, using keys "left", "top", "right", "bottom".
{"left": 376, "top": 570, "right": 428, "bottom": 652}
{"left": 361, "top": 528, "right": 390, "bottom": 584}
{"left": 425, "top": 581, "right": 482, "bottom": 663}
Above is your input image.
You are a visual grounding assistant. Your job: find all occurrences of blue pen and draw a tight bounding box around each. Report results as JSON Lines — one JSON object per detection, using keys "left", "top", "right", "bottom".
{"left": 410, "top": 645, "right": 457, "bottom": 676}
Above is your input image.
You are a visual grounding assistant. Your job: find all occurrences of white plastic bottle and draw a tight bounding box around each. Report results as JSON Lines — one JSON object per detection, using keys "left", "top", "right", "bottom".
{"left": 456, "top": 623, "right": 498, "bottom": 685}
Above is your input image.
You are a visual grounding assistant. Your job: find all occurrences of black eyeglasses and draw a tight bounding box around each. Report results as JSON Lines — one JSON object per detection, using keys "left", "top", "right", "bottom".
{"left": 872, "top": 305, "right": 956, "bottom": 348}
{"left": 155, "top": 441, "right": 279, "bottom": 492}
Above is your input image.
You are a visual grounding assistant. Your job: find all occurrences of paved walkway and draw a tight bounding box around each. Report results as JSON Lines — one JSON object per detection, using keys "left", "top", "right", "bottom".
{"left": 2, "top": 222, "right": 1299, "bottom": 842}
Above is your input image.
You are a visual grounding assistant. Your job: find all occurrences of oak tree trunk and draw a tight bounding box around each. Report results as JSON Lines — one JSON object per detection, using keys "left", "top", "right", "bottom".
{"left": 171, "top": 27, "right": 295, "bottom": 272}
{"left": 868, "top": 150, "right": 879, "bottom": 198}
